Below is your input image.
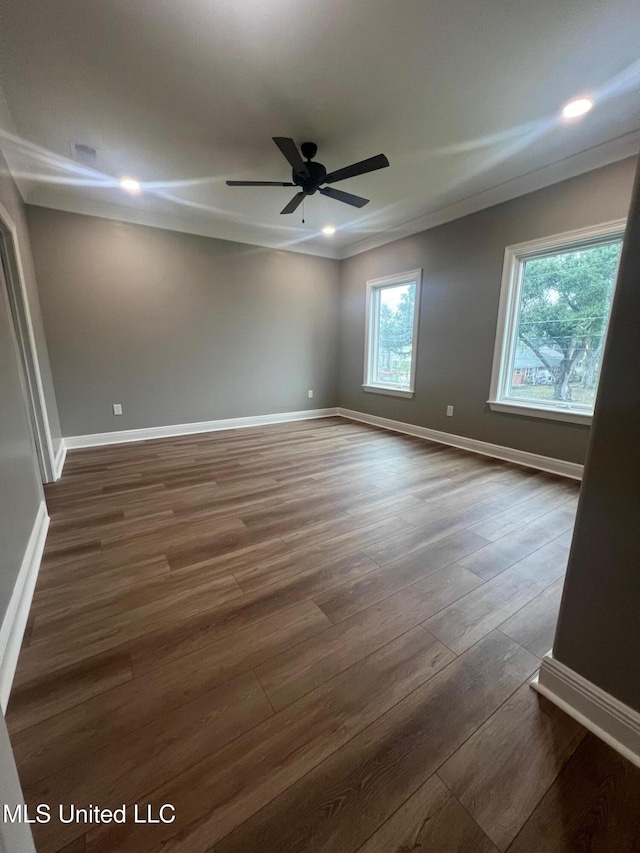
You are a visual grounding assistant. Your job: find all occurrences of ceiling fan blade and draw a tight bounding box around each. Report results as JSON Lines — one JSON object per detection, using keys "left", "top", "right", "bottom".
{"left": 280, "top": 192, "right": 306, "bottom": 214}
{"left": 273, "top": 137, "right": 310, "bottom": 178}
{"left": 323, "top": 153, "right": 389, "bottom": 185}
{"left": 320, "top": 187, "right": 369, "bottom": 208}
{"left": 226, "top": 181, "right": 296, "bottom": 186}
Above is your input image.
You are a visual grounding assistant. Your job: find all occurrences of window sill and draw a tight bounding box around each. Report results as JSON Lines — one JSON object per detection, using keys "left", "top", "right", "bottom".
{"left": 488, "top": 399, "right": 592, "bottom": 425}
{"left": 363, "top": 384, "right": 415, "bottom": 399}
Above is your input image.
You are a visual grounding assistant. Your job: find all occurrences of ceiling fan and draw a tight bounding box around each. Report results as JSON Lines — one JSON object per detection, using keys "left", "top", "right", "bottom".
{"left": 226, "top": 138, "right": 389, "bottom": 215}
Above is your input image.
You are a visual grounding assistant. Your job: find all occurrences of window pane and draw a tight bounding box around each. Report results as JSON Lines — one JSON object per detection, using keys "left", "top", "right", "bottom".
{"left": 373, "top": 282, "right": 416, "bottom": 388}
{"left": 507, "top": 240, "right": 621, "bottom": 409}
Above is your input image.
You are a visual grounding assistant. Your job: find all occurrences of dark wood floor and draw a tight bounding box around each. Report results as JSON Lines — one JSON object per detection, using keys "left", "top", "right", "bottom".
{"left": 7, "top": 417, "right": 640, "bottom": 852}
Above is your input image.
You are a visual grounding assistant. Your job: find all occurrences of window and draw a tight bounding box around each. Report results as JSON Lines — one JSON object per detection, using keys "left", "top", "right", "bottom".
{"left": 489, "top": 221, "right": 624, "bottom": 424}
{"left": 363, "top": 269, "right": 422, "bottom": 398}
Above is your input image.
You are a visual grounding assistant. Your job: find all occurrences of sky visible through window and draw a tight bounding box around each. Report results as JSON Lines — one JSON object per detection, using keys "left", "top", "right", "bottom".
{"left": 508, "top": 240, "right": 621, "bottom": 409}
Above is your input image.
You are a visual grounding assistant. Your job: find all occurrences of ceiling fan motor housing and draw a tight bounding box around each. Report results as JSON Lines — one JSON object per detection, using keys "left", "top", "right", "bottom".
{"left": 293, "top": 161, "right": 327, "bottom": 193}
{"left": 226, "top": 137, "right": 388, "bottom": 212}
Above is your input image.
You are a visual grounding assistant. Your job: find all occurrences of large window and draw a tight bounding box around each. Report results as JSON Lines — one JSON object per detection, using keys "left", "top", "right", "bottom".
{"left": 489, "top": 222, "right": 624, "bottom": 423}
{"left": 363, "top": 269, "right": 422, "bottom": 398}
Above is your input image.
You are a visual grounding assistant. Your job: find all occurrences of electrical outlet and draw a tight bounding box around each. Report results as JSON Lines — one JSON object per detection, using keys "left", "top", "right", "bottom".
{"left": 446, "top": 405, "right": 454, "bottom": 417}
{"left": 308, "top": 390, "right": 314, "bottom": 399}
{"left": 113, "top": 403, "right": 123, "bottom": 415}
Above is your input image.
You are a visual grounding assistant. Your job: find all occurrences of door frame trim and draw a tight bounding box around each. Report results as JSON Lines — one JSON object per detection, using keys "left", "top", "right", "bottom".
{"left": 0, "top": 200, "right": 56, "bottom": 482}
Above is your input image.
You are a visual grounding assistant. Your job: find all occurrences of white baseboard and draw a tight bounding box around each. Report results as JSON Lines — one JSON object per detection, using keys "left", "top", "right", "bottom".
{"left": 533, "top": 654, "right": 640, "bottom": 769}
{"left": 63, "top": 405, "right": 582, "bottom": 481}
{"left": 53, "top": 439, "right": 67, "bottom": 480}
{"left": 0, "top": 501, "right": 49, "bottom": 711}
{"left": 64, "top": 408, "right": 339, "bottom": 449}
{"left": 337, "top": 408, "right": 583, "bottom": 480}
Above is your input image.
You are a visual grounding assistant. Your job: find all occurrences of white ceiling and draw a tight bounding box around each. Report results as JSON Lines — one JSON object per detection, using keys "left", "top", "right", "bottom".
{"left": 0, "top": 0, "right": 639, "bottom": 259}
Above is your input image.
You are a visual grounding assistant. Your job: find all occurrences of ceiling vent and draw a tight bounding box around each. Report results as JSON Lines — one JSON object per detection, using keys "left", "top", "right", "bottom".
{"left": 71, "top": 142, "right": 98, "bottom": 164}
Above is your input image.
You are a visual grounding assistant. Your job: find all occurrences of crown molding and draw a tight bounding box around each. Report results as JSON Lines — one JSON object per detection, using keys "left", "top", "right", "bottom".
{"left": 23, "top": 193, "right": 342, "bottom": 260}
{"left": 336, "top": 131, "right": 640, "bottom": 259}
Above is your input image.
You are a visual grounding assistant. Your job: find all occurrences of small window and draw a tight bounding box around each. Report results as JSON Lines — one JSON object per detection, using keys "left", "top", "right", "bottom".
{"left": 489, "top": 222, "right": 624, "bottom": 424}
{"left": 363, "top": 269, "right": 422, "bottom": 398}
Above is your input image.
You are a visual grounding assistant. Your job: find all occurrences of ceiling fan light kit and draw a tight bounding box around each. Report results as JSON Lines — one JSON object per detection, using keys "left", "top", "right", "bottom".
{"left": 227, "top": 137, "right": 389, "bottom": 216}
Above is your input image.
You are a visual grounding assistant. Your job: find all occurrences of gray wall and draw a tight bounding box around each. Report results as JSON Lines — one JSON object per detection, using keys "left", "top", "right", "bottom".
{"left": 553, "top": 157, "right": 640, "bottom": 711}
{"left": 338, "top": 157, "right": 637, "bottom": 465}
{"left": 0, "top": 712, "right": 35, "bottom": 852}
{"left": 0, "top": 152, "right": 62, "bottom": 454}
{"left": 26, "top": 207, "right": 341, "bottom": 437}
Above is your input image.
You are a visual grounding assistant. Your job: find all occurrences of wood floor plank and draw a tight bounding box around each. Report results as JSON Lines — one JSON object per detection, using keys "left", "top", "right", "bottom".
{"left": 466, "top": 489, "right": 576, "bottom": 542}
{"left": 48, "top": 508, "right": 124, "bottom": 534}
{"left": 239, "top": 499, "right": 348, "bottom": 537}
{"left": 234, "top": 515, "right": 415, "bottom": 593}
{"left": 30, "top": 563, "right": 242, "bottom": 643}
{"left": 439, "top": 680, "right": 585, "bottom": 850}
{"left": 119, "top": 523, "right": 278, "bottom": 570}
{"left": 337, "top": 490, "right": 424, "bottom": 517}
{"left": 13, "top": 419, "right": 623, "bottom": 853}
{"left": 99, "top": 512, "right": 247, "bottom": 552}
{"left": 7, "top": 649, "right": 133, "bottom": 735}
{"left": 395, "top": 479, "right": 509, "bottom": 526}
{"left": 85, "top": 627, "right": 452, "bottom": 853}
{"left": 35, "top": 544, "right": 169, "bottom": 583}
{"left": 11, "top": 601, "right": 330, "bottom": 785}
{"left": 49, "top": 509, "right": 177, "bottom": 551}
{"left": 314, "top": 528, "right": 489, "bottom": 623}
{"left": 256, "top": 605, "right": 455, "bottom": 714}
{"left": 278, "top": 494, "right": 424, "bottom": 551}
{"left": 356, "top": 774, "right": 499, "bottom": 853}
{"left": 57, "top": 838, "right": 86, "bottom": 853}
{"left": 45, "top": 483, "right": 168, "bottom": 518}
{"left": 167, "top": 534, "right": 293, "bottom": 576}
{"left": 424, "top": 540, "right": 570, "bottom": 654}
{"left": 257, "top": 563, "right": 480, "bottom": 710}
{"left": 498, "top": 578, "right": 565, "bottom": 658}
{"left": 129, "top": 549, "right": 380, "bottom": 675}
{"left": 16, "top": 572, "right": 245, "bottom": 678}
{"left": 361, "top": 499, "right": 506, "bottom": 566}
{"left": 29, "top": 556, "right": 171, "bottom": 610}
{"left": 28, "top": 671, "right": 274, "bottom": 853}
{"left": 458, "top": 508, "right": 575, "bottom": 581}
{"left": 553, "top": 527, "right": 574, "bottom": 548}
{"left": 508, "top": 734, "right": 640, "bottom": 852}
{"left": 213, "top": 632, "right": 538, "bottom": 853}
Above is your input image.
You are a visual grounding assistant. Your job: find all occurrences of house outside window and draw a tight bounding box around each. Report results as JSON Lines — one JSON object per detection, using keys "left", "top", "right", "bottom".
{"left": 489, "top": 221, "right": 624, "bottom": 424}
{"left": 363, "top": 269, "right": 422, "bottom": 399}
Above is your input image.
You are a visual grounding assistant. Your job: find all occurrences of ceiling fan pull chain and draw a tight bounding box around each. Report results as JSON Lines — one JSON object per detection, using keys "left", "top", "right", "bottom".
{"left": 302, "top": 197, "right": 305, "bottom": 224}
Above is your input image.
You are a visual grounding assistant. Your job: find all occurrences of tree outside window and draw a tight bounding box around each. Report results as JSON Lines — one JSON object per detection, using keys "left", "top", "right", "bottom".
{"left": 511, "top": 241, "right": 621, "bottom": 406}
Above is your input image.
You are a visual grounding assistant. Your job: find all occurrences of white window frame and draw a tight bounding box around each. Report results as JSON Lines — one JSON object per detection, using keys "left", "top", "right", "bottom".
{"left": 363, "top": 269, "right": 422, "bottom": 399}
{"left": 488, "top": 219, "right": 626, "bottom": 425}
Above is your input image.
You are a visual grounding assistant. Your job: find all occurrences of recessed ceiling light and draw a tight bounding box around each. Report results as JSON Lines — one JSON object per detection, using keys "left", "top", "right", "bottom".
{"left": 120, "top": 177, "right": 141, "bottom": 194}
{"left": 562, "top": 98, "right": 594, "bottom": 119}
{"left": 322, "top": 225, "right": 336, "bottom": 235}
